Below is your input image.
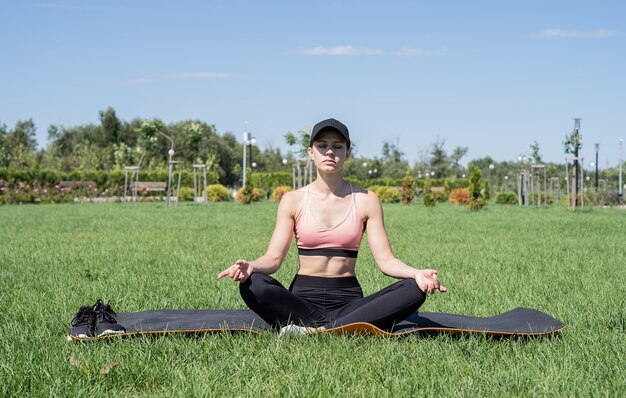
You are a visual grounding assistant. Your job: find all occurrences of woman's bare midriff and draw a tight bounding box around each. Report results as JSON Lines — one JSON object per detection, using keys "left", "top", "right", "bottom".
{"left": 296, "top": 255, "right": 357, "bottom": 277}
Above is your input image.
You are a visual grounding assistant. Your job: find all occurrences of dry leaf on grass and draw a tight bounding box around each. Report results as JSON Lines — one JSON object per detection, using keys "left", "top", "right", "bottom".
{"left": 100, "top": 362, "right": 121, "bottom": 375}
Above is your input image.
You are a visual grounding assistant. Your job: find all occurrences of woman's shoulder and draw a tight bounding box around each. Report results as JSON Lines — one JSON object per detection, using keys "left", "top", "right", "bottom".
{"left": 278, "top": 188, "right": 306, "bottom": 210}
{"left": 350, "top": 183, "right": 381, "bottom": 210}
{"left": 282, "top": 187, "right": 305, "bottom": 200}
{"left": 349, "top": 182, "right": 378, "bottom": 197}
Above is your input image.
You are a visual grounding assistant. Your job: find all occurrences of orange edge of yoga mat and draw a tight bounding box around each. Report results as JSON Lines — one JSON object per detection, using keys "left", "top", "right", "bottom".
{"left": 67, "top": 324, "right": 565, "bottom": 342}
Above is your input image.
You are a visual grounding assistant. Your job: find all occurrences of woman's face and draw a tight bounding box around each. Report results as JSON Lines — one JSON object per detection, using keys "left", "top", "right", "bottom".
{"left": 307, "top": 130, "right": 350, "bottom": 173}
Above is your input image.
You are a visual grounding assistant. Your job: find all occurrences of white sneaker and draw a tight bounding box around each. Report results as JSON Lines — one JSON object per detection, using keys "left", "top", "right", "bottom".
{"left": 278, "top": 324, "right": 310, "bottom": 337}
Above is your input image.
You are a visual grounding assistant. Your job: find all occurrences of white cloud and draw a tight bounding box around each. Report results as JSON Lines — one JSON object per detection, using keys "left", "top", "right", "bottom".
{"left": 163, "top": 72, "right": 233, "bottom": 79}
{"left": 531, "top": 29, "right": 618, "bottom": 39}
{"left": 395, "top": 47, "right": 447, "bottom": 56}
{"left": 299, "top": 45, "right": 385, "bottom": 56}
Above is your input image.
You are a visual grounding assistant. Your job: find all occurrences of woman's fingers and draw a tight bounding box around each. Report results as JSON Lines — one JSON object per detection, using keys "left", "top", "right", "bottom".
{"left": 217, "top": 261, "right": 246, "bottom": 279}
{"left": 217, "top": 267, "right": 231, "bottom": 279}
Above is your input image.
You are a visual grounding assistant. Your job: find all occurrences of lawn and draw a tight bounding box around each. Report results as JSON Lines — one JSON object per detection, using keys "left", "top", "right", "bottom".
{"left": 1, "top": 201, "right": 625, "bottom": 397}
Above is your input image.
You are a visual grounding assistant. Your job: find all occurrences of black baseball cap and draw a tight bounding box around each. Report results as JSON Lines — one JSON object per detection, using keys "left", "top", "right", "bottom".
{"left": 310, "top": 118, "right": 350, "bottom": 148}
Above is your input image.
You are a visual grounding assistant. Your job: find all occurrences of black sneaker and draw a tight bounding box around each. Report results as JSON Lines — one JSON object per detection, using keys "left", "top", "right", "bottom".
{"left": 93, "top": 299, "right": 126, "bottom": 337}
{"left": 69, "top": 305, "right": 97, "bottom": 339}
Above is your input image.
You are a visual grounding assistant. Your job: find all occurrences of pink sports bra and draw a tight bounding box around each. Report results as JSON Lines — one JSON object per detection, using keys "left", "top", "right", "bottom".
{"left": 294, "top": 185, "right": 365, "bottom": 258}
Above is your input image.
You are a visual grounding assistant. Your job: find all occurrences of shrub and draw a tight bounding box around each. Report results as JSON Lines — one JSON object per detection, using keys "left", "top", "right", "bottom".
{"left": 376, "top": 186, "right": 400, "bottom": 203}
{"left": 361, "top": 178, "right": 403, "bottom": 188}
{"left": 467, "top": 165, "right": 485, "bottom": 211}
{"left": 495, "top": 192, "right": 518, "bottom": 205}
{"left": 206, "top": 184, "right": 230, "bottom": 202}
{"left": 561, "top": 192, "right": 594, "bottom": 208}
{"left": 236, "top": 186, "right": 261, "bottom": 204}
{"left": 483, "top": 180, "right": 491, "bottom": 200}
{"left": 249, "top": 172, "right": 292, "bottom": 191}
{"left": 367, "top": 185, "right": 381, "bottom": 195}
{"left": 445, "top": 178, "right": 470, "bottom": 190}
{"left": 433, "top": 189, "right": 449, "bottom": 203}
{"left": 449, "top": 188, "right": 470, "bottom": 205}
{"left": 422, "top": 178, "right": 436, "bottom": 207}
{"left": 179, "top": 187, "right": 195, "bottom": 202}
{"left": 593, "top": 188, "right": 620, "bottom": 206}
{"left": 271, "top": 185, "right": 292, "bottom": 202}
{"left": 400, "top": 170, "right": 415, "bottom": 205}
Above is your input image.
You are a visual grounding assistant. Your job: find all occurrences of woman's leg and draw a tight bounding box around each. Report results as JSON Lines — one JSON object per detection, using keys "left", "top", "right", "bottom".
{"left": 239, "top": 273, "right": 326, "bottom": 328}
{"left": 326, "top": 279, "right": 426, "bottom": 330}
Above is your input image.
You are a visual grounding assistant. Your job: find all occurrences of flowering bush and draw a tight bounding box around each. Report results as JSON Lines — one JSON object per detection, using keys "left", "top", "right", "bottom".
{"left": 448, "top": 188, "right": 470, "bottom": 205}
{"left": 271, "top": 186, "right": 292, "bottom": 202}
{"left": 236, "top": 186, "right": 261, "bottom": 204}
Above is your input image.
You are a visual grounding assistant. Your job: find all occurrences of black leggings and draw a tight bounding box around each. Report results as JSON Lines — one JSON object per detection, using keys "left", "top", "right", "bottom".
{"left": 239, "top": 273, "right": 426, "bottom": 331}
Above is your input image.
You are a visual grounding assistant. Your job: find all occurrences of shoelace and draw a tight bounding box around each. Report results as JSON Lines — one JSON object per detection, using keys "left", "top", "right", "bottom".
{"left": 71, "top": 307, "right": 96, "bottom": 330}
{"left": 94, "top": 300, "right": 119, "bottom": 324}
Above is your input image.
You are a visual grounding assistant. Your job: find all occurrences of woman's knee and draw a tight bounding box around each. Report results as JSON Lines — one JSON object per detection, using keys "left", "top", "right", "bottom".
{"left": 398, "top": 278, "right": 427, "bottom": 306}
{"left": 239, "top": 273, "right": 278, "bottom": 301}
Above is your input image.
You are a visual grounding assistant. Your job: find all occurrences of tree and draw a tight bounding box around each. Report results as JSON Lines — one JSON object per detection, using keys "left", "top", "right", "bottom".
{"left": 429, "top": 137, "right": 449, "bottom": 178}
{"left": 99, "top": 107, "right": 122, "bottom": 145}
{"left": 467, "top": 164, "right": 485, "bottom": 211}
{"left": 380, "top": 141, "right": 409, "bottom": 179}
{"left": 0, "top": 122, "right": 8, "bottom": 167}
{"left": 530, "top": 141, "right": 542, "bottom": 164}
{"left": 183, "top": 121, "right": 205, "bottom": 163}
{"left": 449, "top": 146, "right": 468, "bottom": 177}
{"left": 422, "top": 177, "right": 436, "bottom": 207}
{"left": 382, "top": 141, "right": 404, "bottom": 164}
{"left": 564, "top": 127, "right": 583, "bottom": 207}
{"left": 1, "top": 120, "right": 38, "bottom": 168}
{"left": 10, "top": 119, "right": 38, "bottom": 152}
{"left": 400, "top": 169, "right": 415, "bottom": 205}
{"left": 284, "top": 127, "right": 311, "bottom": 158}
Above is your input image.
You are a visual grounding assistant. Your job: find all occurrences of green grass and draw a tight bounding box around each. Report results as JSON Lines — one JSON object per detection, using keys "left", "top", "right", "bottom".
{"left": 1, "top": 201, "right": 625, "bottom": 397}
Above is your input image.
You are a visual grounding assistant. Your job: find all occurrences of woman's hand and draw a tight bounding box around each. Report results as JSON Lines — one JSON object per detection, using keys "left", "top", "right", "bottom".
{"left": 415, "top": 269, "right": 447, "bottom": 294}
{"left": 217, "top": 260, "right": 253, "bottom": 282}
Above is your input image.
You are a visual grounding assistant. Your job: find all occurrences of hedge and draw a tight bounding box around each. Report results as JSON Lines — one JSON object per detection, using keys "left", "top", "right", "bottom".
{"left": 0, "top": 167, "right": 219, "bottom": 192}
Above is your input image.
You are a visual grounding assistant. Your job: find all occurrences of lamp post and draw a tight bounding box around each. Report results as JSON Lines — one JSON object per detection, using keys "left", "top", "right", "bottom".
{"left": 504, "top": 175, "right": 509, "bottom": 192}
{"left": 590, "top": 161, "right": 596, "bottom": 192}
{"left": 619, "top": 139, "right": 623, "bottom": 198}
{"left": 518, "top": 155, "right": 527, "bottom": 205}
{"left": 488, "top": 164, "right": 494, "bottom": 196}
{"left": 594, "top": 144, "right": 599, "bottom": 192}
{"left": 242, "top": 123, "right": 256, "bottom": 187}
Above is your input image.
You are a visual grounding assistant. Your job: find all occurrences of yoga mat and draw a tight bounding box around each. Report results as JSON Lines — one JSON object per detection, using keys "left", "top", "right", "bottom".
{"left": 68, "top": 307, "right": 564, "bottom": 341}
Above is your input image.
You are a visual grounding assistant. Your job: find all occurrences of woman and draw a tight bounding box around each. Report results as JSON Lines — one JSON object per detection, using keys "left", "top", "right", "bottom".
{"left": 218, "top": 118, "right": 446, "bottom": 334}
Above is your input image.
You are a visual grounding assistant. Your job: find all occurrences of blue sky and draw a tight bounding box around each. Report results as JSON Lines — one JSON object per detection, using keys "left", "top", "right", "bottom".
{"left": 1, "top": 0, "right": 625, "bottom": 167}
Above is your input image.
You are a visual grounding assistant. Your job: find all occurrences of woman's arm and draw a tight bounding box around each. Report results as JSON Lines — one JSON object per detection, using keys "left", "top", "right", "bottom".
{"left": 217, "top": 191, "right": 299, "bottom": 282}
{"left": 363, "top": 191, "right": 446, "bottom": 293}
